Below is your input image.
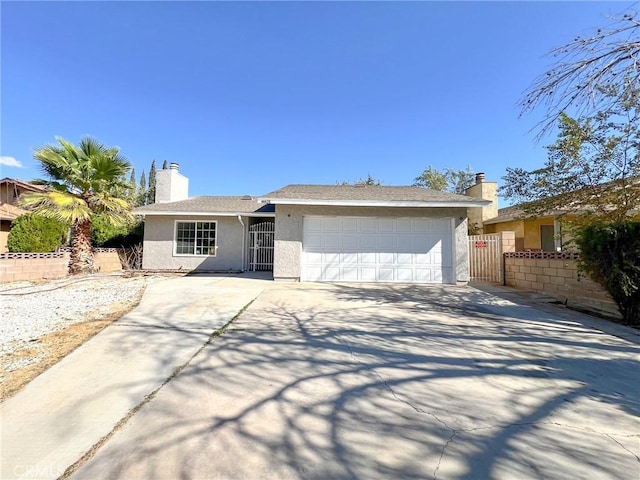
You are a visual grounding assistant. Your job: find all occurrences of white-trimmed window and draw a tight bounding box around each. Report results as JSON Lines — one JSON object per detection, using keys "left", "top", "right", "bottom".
{"left": 174, "top": 221, "right": 217, "bottom": 256}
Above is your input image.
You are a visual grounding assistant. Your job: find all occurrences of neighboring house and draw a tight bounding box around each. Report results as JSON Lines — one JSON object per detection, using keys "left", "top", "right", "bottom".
{"left": 482, "top": 176, "right": 640, "bottom": 252}
{"left": 0, "top": 178, "right": 47, "bottom": 253}
{"left": 482, "top": 206, "right": 568, "bottom": 252}
{"left": 134, "top": 164, "right": 490, "bottom": 284}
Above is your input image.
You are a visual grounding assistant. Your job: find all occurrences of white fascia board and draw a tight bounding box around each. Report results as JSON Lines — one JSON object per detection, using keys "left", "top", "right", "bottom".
{"left": 257, "top": 198, "right": 490, "bottom": 208}
{"left": 133, "top": 211, "right": 276, "bottom": 217}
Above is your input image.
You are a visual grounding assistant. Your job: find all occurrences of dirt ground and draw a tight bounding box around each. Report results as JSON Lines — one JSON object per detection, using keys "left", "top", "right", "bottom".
{"left": 0, "top": 303, "right": 141, "bottom": 402}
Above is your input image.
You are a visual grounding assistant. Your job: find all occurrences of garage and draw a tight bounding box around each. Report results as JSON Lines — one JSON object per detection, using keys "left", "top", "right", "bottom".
{"left": 302, "top": 216, "right": 454, "bottom": 283}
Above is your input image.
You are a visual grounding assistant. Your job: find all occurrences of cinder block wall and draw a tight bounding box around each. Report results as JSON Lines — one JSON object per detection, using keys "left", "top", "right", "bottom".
{"left": 0, "top": 249, "right": 122, "bottom": 282}
{"left": 0, "top": 252, "right": 70, "bottom": 282}
{"left": 504, "top": 253, "right": 619, "bottom": 318}
{"left": 93, "top": 249, "right": 122, "bottom": 273}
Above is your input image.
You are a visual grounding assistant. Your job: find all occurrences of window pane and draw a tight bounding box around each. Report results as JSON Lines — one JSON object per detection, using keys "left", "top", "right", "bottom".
{"left": 196, "top": 221, "right": 216, "bottom": 255}
{"left": 175, "top": 221, "right": 216, "bottom": 255}
{"left": 176, "top": 222, "right": 196, "bottom": 254}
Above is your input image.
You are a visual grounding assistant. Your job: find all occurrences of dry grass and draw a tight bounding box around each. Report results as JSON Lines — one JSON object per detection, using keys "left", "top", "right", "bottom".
{"left": 0, "top": 303, "right": 141, "bottom": 402}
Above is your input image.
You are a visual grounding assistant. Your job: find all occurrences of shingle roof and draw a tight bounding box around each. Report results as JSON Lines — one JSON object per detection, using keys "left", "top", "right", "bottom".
{"left": 133, "top": 196, "right": 275, "bottom": 215}
{"left": 260, "top": 184, "right": 489, "bottom": 205}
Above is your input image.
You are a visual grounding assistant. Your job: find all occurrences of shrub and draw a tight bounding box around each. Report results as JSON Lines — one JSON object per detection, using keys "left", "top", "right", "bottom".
{"left": 575, "top": 222, "right": 640, "bottom": 324}
{"left": 92, "top": 216, "right": 143, "bottom": 248}
{"left": 7, "top": 213, "right": 69, "bottom": 252}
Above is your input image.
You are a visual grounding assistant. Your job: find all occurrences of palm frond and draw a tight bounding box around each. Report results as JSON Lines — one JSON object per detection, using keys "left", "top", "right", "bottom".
{"left": 88, "top": 191, "right": 134, "bottom": 226}
{"left": 20, "top": 191, "right": 90, "bottom": 224}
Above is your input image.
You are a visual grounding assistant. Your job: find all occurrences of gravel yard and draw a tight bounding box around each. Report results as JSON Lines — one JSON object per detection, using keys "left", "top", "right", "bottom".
{"left": 0, "top": 274, "right": 159, "bottom": 400}
{"left": 0, "top": 275, "right": 148, "bottom": 356}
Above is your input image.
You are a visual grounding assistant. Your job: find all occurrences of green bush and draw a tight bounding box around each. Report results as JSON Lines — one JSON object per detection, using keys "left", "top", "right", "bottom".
{"left": 92, "top": 215, "right": 143, "bottom": 248}
{"left": 7, "top": 213, "right": 69, "bottom": 253}
{"left": 575, "top": 222, "right": 640, "bottom": 324}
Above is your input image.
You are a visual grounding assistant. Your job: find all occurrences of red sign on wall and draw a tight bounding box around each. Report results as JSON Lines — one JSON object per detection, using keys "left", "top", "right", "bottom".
{"left": 475, "top": 241, "right": 487, "bottom": 248}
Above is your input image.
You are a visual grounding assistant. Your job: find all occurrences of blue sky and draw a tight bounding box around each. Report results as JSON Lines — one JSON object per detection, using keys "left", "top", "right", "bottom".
{"left": 0, "top": 1, "right": 630, "bottom": 205}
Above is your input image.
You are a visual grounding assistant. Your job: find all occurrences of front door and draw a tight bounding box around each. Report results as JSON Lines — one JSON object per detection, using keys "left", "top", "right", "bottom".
{"left": 248, "top": 222, "right": 274, "bottom": 271}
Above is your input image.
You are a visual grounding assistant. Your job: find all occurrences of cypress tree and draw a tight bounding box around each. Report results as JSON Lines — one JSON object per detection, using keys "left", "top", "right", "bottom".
{"left": 148, "top": 160, "right": 157, "bottom": 204}
{"left": 138, "top": 170, "right": 146, "bottom": 206}
{"left": 128, "top": 168, "right": 136, "bottom": 203}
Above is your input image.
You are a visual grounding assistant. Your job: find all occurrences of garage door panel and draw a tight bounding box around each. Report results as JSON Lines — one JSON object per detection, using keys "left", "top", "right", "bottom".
{"left": 304, "top": 217, "right": 323, "bottom": 231}
{"left": 379, "top": 219, "right": 394, "bottom": 233}
{"left": 302, "top": 216, "right": 454, "bottom": 283}
{"left": 359, "top": 252, "right": 377, "bottom": 264}
{"left": 325, "top": 253, "right": 341, "bottom": 263}
{"left": 395, "top": 268, "right": 413, "bottom": 282}
{"left": 359, "top": 236, "right": 377, "bottom": 250}
{"left": 323, "top": 234, "right": 341, "bottom": 250}
{"left": 377, "top": 236, "right": 395, "bottom": 251}
{"left": 305, "top": 252, "right": 323, "bottom": 264}
{"left": 324, "top": 218, "right": 341, "bottom": 231}
{"left": 378, "top": 268, "right": 394, "bottom": 282}
{"left": 359, "top": 218, "right": 376, "bottom": 231}
{"left": 395, "top": 219, "right": 412, "bottom": 233}
{"left": 304, "top": 234, "right": 323, "bottom": 250}
{"left": 341, "top": 267, "right": 358, "bottom": 281}
{"left": 359, "top": 267, "right": 377, "bottom": 281}
{"left": 342, "top": 218, "right": 358, "bottom": 231}
{"left": 324, "top": 267, "right": 341, "bottom": 281}
{"left": 396, "top": 235, "right": 415, "bottom": 252}
{"left": 414, "top": 253, "right": 430, "bottom": 265}
{"left": 341, "top": 253, "right": 358, "bottom": 265}
{"left": 378, "top": 252, "right": 395, "bottom": 264}
{"left": 397, "top": 253, "right": 412, "bottom": 264}
{"left": 342, "top": 235, "right": 359, "bottom": 250}
{"left": 415, "top": 268, "right": 433, "bottom": 282}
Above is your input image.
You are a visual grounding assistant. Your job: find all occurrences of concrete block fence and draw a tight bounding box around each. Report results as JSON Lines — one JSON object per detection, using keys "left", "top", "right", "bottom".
{"left": 504, "top": 252, "right": 619, "bottom": 318}
{"left": 0, "top": 249, "right": 122, "bottom": 283}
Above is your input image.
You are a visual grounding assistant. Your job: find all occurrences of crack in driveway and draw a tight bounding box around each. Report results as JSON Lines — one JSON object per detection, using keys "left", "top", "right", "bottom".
{"left": 334, "top": 330, "right": 640, "bottom": 479}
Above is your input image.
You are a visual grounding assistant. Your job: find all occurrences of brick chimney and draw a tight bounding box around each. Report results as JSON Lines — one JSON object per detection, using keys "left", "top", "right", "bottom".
{"left": 155, "top": 162, "right": 189, "bottom": 203}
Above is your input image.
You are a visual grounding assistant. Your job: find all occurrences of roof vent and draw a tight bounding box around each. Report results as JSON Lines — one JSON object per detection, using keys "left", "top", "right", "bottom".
{"left": 353, "top": 183, "right": 366, "bottom": 188}
{"left": 241, "top": 195, "right": 253, "bottom": 200}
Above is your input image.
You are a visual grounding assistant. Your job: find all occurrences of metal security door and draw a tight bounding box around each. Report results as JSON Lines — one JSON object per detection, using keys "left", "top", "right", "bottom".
{"left": 468, "top": 233, "right": 502, "bottom": 283}
{"left": 248, "top": 222, "right": 274, "bottom": 271}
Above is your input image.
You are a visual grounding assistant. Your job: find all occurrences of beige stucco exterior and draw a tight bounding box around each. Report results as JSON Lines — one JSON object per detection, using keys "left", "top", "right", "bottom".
{"left": 142, "top": 215, "right": 247, "bottom": 271}
{"left": 272, "top": 205, "right": 470, "bottom": 283}
{"left": 1, "top": 221, "right": 9, "bottom": 254}
{"left": 485, "top": 217, "right": 557, "bottom": 251}
{"left": 465, "top": 181, "right": 498, "bottom": 234}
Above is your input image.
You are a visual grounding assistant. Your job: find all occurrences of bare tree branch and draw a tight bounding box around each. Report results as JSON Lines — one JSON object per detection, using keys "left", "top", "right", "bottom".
{"left": 520, "top": 9, "right": 640, "bottom": 140}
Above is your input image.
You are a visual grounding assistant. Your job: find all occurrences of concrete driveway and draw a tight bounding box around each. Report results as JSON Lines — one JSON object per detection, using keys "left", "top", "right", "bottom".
{"left": 69, "top": 281, "right": 640, "bottom": 480}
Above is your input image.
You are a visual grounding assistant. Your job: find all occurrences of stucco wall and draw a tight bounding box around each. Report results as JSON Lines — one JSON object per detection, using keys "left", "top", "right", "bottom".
{"left": 155, "top": 168, "right": 189, "bottom": 203}
{"left": 466, "top": 181, "right": 498, "bottom": 233}
{"left": 142, "top": 215, "right": 246, "bottom": 271}
{"left": 486, "top": 218, "right": 557, "bottom": 251}
{"left": 1, "top": 221, "right": 9, "bottom": 254}
{"left": 273, "top": 205, "right": 469, "bottom": 283}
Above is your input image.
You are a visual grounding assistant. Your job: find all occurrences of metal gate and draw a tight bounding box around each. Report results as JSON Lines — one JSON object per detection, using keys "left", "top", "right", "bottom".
{"left": 248, "top": 222, "right": 274, "bottom": 271}
{"left": 469, "top": 233, "right": 502, "bottom": 283}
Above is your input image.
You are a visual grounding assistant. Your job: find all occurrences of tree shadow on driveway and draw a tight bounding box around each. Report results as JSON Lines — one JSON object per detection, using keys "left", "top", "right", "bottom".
{"left": 71, "top": 283, "right": 640, "bottom": 480}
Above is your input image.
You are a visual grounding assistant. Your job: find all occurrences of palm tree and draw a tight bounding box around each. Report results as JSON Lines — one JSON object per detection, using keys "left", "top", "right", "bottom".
{"left": 21, "top": 137, "right": 133, "bottom": 274}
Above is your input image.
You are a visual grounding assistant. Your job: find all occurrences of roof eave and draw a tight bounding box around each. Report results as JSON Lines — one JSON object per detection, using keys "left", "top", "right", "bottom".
{"left": 257, "top": 198, "right": 490, "bottom": 208}
{"left": 133, "top": 210, "right": 276, "bottom": 217}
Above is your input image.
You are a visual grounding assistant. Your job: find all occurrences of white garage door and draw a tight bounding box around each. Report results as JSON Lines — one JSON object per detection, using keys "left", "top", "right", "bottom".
{"left": 302, "top": 216, "right": 454, "bottom": 283}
